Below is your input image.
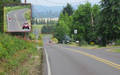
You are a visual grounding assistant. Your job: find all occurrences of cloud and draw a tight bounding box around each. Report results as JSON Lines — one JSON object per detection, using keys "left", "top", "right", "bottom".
{"left": 21, "top": 0, "right": 101, "bottom": 6}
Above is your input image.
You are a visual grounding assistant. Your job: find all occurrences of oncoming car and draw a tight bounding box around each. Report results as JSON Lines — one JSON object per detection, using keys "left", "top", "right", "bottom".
{"left": 22, "top": 22, "right": 30, "bottom": 29}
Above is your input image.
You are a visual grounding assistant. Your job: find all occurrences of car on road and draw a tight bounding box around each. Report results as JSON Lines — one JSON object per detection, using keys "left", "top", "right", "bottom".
{"left": 49, "top": 40, "right": 52, "bottom": 43}
{"left": 22, "top": 22, "right": 30, "bottom": 29}
{"left": 64, "top": 35, "right": 71, "bottom": 44}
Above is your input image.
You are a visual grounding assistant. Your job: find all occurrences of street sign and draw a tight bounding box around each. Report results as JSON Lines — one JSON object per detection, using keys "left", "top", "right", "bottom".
{"left": 74, "top": 29, "right": 77, "bottom": 34}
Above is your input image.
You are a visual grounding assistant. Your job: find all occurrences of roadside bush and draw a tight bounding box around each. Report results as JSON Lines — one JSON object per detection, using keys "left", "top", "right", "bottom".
{"left": 0, "top": 32, "right": 37, "bottom": 74}
{"left": 79, "top": 40, "right": 88, "bottom": 46}
{"left": 38, "top": 34, "right": 42, "bottom": 40}
{"left": 29, "top": 33, "right": 36, "bottom": 40}
{"left": 0, "top": 32, "right": 37, "bottom": 61}
{"left": 52, "top": 37, "right": 58, "bottom": 43}
{"left": 115, "top": 39, "right": 120, "bottom": 45}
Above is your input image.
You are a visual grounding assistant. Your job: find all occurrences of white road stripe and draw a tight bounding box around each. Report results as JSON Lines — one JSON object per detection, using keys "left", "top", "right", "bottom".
{"left": 44, "top": 48, "right": 52, "bottom": 75}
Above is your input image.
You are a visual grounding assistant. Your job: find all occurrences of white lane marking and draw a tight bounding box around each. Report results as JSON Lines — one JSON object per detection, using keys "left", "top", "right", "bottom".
{"left": 15, "top": 14, "right": 21, "bottom": 29}
{"left": 44, "top": 48, "right": 52, "bottom": 75}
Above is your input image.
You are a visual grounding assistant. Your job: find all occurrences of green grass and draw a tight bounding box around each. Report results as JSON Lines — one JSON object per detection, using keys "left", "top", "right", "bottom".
{"left": 106, "top": 45, "right": 120, "bottom": 48}
{"left": 67, "top": 42, "right": 79, "bottom": 47}
{"left": 32, "top": 25, "right": 44, "bottom": 29}
{"left": 0, "top": 32, "right": 42, "bottom": 74}
{"left": 110, "top": 49, "right": 120, "bottom": 53}
{"left": 67, "top": 42, "right": 101, "bottom": 49}
{"left": 81, "top": 45, "right": 101, "bottom": 49}
{"left": 29, "top": 25, "right": 44, "bottom": 40}
{"left": 113, "top": 49, "right": 120, "bottom": 52}
{"left": 4, "top": 5, "right": 31, "bottom": 32}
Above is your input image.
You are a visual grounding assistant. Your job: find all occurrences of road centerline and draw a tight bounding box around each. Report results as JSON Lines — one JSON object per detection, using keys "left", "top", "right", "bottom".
{"left": 61, "top": 47, "right": 120, "bottom": 70}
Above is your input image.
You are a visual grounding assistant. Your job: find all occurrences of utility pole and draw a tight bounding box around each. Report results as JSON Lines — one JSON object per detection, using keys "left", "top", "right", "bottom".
{"left": 24, "top": 0, "right": 27, "bottom": 40}
{"left": 25, "top": 0, "right": 26, "bottom": 3}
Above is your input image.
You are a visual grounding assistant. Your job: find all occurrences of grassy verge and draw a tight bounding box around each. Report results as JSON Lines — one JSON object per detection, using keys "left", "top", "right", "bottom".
{"left": 68, "top": 42, "right": 120, "bottom": 50}
{"left": 67, "top": 42, "right": 79, "bottom": 47}
{"left": 112, "top": 49, "right": 120, "bottom": 53}
{"left": 0, "top": 33, "right": 43, "bottom": 75}
{"left": 80, "top": 45, "right": 102, "bottom": 49}
{"left": 32, "top": 25, "right": 44, "bottom": 29}
{"left": 106, "top": 45, "right": 120, "bottom": 48}
{"left": 67, "top": 42, "right": 103, "bottom": 49}
{"left": 4, "top": 5, "right": 31, "bottom": 32}
{"left": 68, "top": 43, "right": 101, "bottom": 49}
{"left": 29, "top": 25, "right": 44, "bottom": 40}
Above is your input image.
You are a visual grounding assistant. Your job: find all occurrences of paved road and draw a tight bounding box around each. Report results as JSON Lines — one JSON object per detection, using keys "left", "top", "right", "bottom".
{"left": 7, "top": 8, "right": 30, "bottom": 32}
{"left": 43, "top": 36, "right": 120, "bottom": 75}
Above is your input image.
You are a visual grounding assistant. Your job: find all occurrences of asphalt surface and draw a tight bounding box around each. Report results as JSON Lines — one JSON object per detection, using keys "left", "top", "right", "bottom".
{"left": 43, "top": 36, "right": 120, "bottom": 75}
{"left": 7, "top": 8, "right": 30, "bottom": 32}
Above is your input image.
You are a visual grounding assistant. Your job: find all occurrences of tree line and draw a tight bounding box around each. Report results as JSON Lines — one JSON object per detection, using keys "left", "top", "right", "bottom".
{"left": 54, "top": 0, "right": 120, "bottom": 46}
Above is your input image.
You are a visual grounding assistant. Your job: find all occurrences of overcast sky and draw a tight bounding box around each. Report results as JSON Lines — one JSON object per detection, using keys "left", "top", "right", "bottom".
{"left": 21, "top": 0, "right": 101, "bottom": 6}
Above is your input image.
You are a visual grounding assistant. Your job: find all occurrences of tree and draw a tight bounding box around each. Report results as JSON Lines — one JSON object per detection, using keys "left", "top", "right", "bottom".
{"left": 62, "top": 3, "right": 74, "bottom": 16}
{"left": 72, "top": 2, "right": 92, "bottom": 43}
{"left": 62, "top": 3, "right": 74, "bottom": 38}
{"left": 54, "top": 4, "right": 74, "bottom": 42}
{"left": 54, "top": 13, "right": 70, "bottom": 42}
{"left": 90, "top": 4, "right": 101, "bottom": 43}
{"left": 98, "top": 0, "right": 120, "bottom": 46}
{"left": 71, "top": 2, "right": 101, "bottom": 44}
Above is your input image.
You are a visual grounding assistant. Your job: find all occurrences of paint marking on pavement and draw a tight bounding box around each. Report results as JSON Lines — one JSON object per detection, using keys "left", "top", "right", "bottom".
{"left": 15, "top": 14, "right": 21, "bottom": 29}
{"left": 44, "top": 48, "right": 52, "bottom": 75}
{"left": 63, "top": 47, "right": 120, "bottom": 70}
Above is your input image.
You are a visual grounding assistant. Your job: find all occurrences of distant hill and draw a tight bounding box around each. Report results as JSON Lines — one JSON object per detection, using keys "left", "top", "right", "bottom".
{"left": 32, "top": 5, "right": 78, "bottom": 18}
{"left": 32, "top": 5, "right": 63, "bottom": 18}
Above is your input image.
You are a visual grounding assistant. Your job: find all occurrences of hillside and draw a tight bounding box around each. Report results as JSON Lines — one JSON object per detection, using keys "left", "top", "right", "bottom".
{"left": 32, "top": 5, "right": 78, "bottom": 18}
{"left": 0, "top": 33, "right": 42, "bottom": 75}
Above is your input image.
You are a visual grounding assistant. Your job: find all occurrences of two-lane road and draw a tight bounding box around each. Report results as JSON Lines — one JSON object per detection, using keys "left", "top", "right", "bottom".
{"left": 7, "top": 8, "right": 30, "bottom": 32}
{"left": 43, "top": 36, "right": 120, "bottom": 75}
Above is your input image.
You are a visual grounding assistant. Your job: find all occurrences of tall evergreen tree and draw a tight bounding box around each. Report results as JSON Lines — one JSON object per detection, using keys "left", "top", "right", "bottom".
{"left": 62, "top": 3, "right": 74, "bottom": 16}
{"left": 99, "top": 0, "right": 120, "bottom": 45}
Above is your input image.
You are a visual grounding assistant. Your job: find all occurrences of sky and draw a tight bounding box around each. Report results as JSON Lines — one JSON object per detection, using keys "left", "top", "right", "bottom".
{"left": 21, "top": 0, "right": 101, "bottom": 6}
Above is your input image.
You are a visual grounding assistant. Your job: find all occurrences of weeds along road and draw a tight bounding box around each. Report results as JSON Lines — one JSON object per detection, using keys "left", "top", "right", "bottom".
{"left": 7, "top": 8, "right": 30, "bottom": 32}
{"left": 43, "top": 36, "right": 120, "bottom": 75}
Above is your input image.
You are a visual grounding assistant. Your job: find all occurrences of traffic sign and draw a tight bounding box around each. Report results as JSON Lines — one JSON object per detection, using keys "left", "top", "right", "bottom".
{"left": 74, "top": 29, "right": 77, "bottom": 34}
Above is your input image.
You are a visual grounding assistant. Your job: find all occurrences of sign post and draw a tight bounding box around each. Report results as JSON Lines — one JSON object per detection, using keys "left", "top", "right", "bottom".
{"left": 74, "top": 29, "right": 78, "bottom": 42}
{"left": 24, "top": 0, "right": 27, "bottom": 40}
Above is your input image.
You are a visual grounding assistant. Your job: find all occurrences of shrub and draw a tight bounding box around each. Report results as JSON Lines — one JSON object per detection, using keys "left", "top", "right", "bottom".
{"left": 0, "top": 32, "right": 36, "bottom": 60}
{"left": 0, "top": 32, "right": 38, "bottom": 74}
{"left": 115, "top": 39, "right": 120, "bottom": 45}
{"left": 38, "top": 34, "right": 42, "bottom": 40}
{"left": 29, "top": 33, "right": 36, "bottom": 40}
{"left": 52, "top": 37, "right": 58, "bottom": 43}
{"left": 79, "top": 40, "right": 88, "bottom": 46}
